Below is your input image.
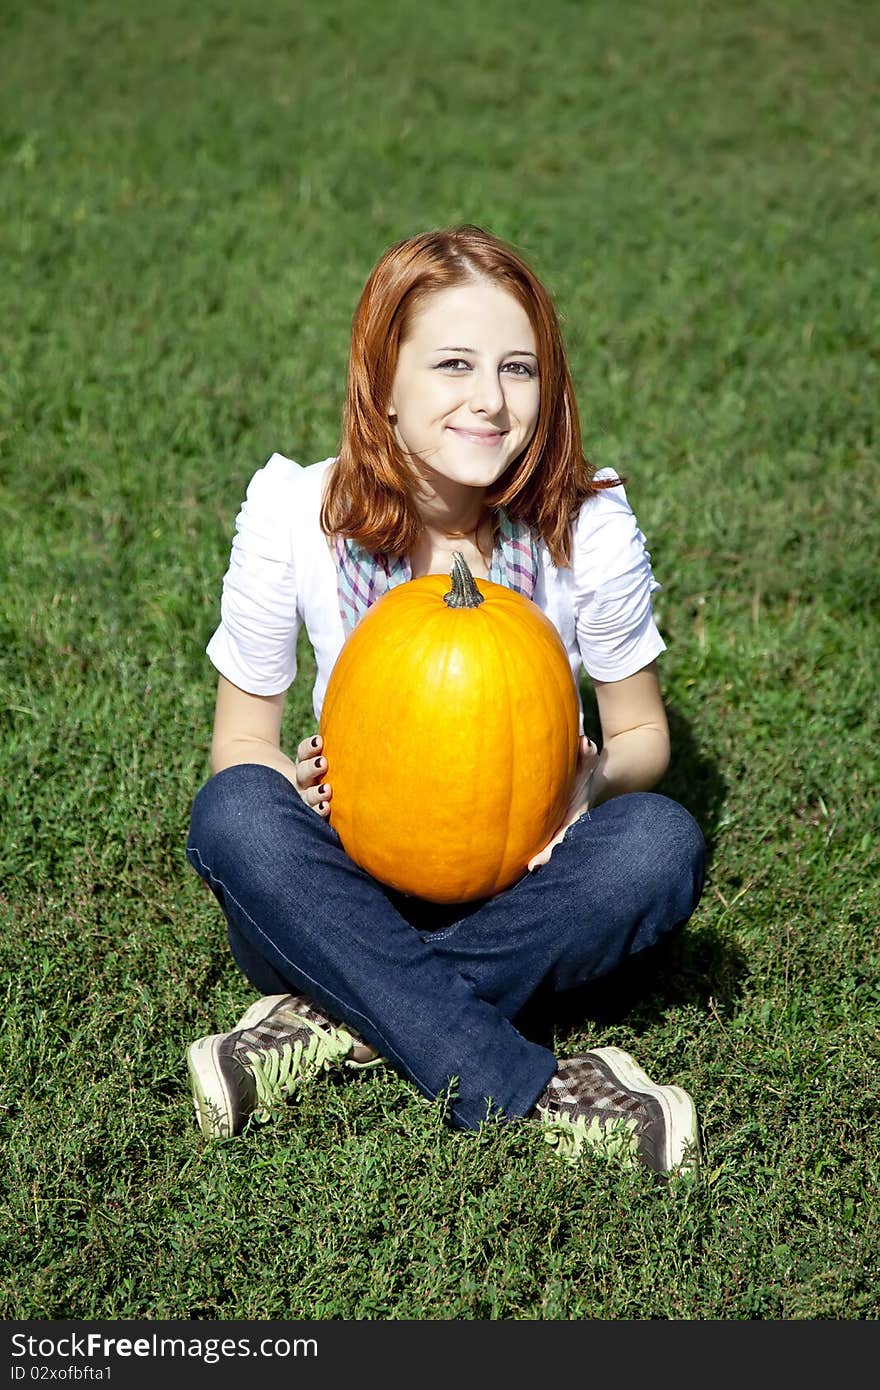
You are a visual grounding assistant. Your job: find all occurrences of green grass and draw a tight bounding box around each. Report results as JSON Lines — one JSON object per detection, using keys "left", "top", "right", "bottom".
{"left": 1, "top": 0, "right": 878, "bottom": 1319}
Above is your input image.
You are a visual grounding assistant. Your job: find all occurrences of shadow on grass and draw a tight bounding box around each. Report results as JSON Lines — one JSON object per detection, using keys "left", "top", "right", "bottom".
{"left": 581, "top": 687, "right": 725, "bottom": 849}
{"left": 516, "top": 698, "right": 743, "bottom": 1043}
{"left": 517, "top": 921, "right": 747, "bottom": 1047}
{"left": 658, "top": 704, "right": 727, "bottom": 860}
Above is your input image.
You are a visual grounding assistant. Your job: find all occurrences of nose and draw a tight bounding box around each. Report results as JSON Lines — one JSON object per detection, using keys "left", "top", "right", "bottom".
{"left": 468, "top": 367, "right": 506, "bottom": 419}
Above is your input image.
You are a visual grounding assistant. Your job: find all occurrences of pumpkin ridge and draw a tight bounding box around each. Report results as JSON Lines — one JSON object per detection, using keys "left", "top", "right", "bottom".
{"left": 494, "top": 611, "right": 556, "bottom": 861}
{"left": 479, "top": 596, "right": 579, "bottom": 861}
{"left": 471, "top": 604, "right": 519, "bottom": 895}
{"left": 416, "top": 611, "right": 502, "bottom": 897}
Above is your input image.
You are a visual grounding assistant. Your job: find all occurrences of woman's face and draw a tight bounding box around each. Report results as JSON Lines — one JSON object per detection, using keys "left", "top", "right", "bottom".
{"left": 388, "top": 279, "right": 540, "bottom": 493}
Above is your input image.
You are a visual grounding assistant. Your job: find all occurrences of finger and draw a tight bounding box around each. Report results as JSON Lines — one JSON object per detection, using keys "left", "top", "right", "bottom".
{"left": 296, "top": 733, "right": 323, "bottom": 763}
{"left": 296, "top": 754, "right": 327, "bottom": 789}
{"left": 528, "top": 829, "right": 563, "bottom": 872}
{"left": 304, "top": 781, "right": 332, "bottom": 808}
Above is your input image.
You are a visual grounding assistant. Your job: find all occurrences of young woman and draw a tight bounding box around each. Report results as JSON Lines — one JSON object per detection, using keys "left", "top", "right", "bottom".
{"left": 185, "top": 225, "right": 706, "bottom": 1175}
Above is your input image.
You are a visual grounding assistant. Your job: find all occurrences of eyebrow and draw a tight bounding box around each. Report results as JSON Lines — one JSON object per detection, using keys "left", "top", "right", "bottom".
{"left": 434, "top": 346, "right": 539, "bottom": 358}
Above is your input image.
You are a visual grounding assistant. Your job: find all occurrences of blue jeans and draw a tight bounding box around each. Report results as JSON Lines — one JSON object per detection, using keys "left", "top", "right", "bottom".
{"left": 186, "top": 764, "right": 705, "bottom": 1130}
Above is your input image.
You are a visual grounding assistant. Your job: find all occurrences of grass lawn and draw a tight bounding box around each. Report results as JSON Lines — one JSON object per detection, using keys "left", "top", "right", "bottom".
{"left": 1, "top": 0, "right": 878, "bottom": 1319}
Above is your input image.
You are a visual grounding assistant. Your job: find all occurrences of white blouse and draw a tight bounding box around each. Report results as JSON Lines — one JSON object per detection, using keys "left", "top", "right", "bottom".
{"left": 206, "top": 453, "right": 666, "bottom": 725}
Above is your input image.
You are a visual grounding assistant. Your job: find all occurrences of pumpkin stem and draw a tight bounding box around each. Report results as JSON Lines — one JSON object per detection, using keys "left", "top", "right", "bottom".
{"left": 443, "top": 552, "right": 485, "bottom": 608}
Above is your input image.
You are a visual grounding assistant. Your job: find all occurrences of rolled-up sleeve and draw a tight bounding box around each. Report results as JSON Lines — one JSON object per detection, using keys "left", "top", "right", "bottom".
{"left": 573, "top": 476, "right": 666, "bottom": 682}
{"left": 205, "top": 454, "right": 301, "bottom": 695}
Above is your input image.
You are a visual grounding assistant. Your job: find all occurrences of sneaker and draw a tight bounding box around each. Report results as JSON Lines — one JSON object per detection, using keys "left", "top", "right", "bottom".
{"left": 187, "top": 993, "right": 381, "bottom": 1139}
{"left": 534, "top": 1046, "right": 699, "bottom": 1176}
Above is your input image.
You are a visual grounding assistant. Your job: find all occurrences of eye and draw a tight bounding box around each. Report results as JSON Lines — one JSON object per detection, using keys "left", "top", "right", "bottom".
{"left": 502, "top": 361, "right": 537, "bottom": 378}
{"left": 435, "top": 358, "right": 471, "bottom": 372}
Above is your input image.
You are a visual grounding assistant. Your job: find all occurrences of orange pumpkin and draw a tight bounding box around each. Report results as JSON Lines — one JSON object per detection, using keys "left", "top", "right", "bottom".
{"left": 319, "top": 552, "right": 580, "bottom": 903}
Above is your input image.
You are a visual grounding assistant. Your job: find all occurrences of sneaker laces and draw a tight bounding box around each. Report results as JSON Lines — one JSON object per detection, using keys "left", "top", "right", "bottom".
{"left": 537, "top": 1105, "right": 640, "bottom": 1167}
{"left": 244, "top": 1015, "right": 356, "bottom": 1123}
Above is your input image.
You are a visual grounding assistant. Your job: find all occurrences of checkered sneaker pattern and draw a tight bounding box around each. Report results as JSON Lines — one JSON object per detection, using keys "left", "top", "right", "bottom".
{"left": 187, "top": 993, "right": 381, "bottom": 1139}
{"left": 535, "top": 1047, "right": 700, "bottom": 1176}
{"left": 335, "top": 508, "right": 539, "bottom": 635}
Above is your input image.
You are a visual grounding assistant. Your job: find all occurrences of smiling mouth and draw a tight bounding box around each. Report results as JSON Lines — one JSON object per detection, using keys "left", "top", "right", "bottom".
{"left": 447, "top": 427, "right": 507, "bottom": 446}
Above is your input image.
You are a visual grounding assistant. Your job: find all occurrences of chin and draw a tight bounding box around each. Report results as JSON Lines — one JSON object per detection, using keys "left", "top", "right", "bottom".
{"left": 439, "top": 450, "right": 517, "bottom": 486}
{"left": 450, "top": 465, "right": 511, "bottom": 489}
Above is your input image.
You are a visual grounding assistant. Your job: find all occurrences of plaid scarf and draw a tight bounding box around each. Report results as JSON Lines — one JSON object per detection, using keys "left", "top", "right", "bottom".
{"left": 334, "top": 509, "right": 539, "bottom": 635}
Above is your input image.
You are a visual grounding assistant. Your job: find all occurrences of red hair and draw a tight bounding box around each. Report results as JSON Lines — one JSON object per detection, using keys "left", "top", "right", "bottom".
{"left": 320, "top": 225, "right": 619, "bottom": 567}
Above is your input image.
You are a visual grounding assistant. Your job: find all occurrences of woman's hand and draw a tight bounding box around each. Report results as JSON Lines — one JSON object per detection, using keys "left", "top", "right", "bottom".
{"left": 527, "top": 734, "right": 599, "bottom": 872}
{"left": 295, "top": 732, "right": 332, "bottom": 818}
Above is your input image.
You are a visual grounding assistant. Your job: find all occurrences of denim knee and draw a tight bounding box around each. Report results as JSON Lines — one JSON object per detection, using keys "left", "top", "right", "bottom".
{"left": 620, "top": 792, "right": 706, "bottom": 922}
{"left": 187, "top": 762, "right": 298, "bottom": 880}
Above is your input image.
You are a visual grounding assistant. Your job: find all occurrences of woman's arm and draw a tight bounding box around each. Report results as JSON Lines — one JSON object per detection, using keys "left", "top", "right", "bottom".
{"left": 587, "top": 660, "right": 670, "bottom": 809}
{"left": 210, "top": 674, "right": 330, "bottom": 811}
{"left": 211, "top": 674, "right": 292, "bottom": 779}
